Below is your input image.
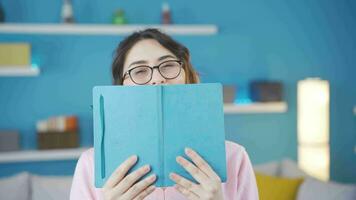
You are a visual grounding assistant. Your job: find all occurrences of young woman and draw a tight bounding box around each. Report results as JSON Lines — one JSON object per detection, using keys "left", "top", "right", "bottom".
{"left": 70, "top": 29, "right": 258, "bottom": 200}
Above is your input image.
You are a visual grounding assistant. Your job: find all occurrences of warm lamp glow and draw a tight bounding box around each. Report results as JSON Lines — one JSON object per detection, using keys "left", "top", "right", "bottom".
{"left": 297, "top": 79, "right": 329, "bottom": 144}
{"left": 297, "top": 78, "right": 330, "bottom": 181}
{"left": 298, "top": 146, "right": 330, "bottom": 181}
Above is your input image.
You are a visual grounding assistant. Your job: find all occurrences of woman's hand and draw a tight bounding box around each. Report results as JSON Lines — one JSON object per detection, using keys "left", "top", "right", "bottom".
{"left": 169, "top": 148, "right": 224, "bottom": 200}
{"left": 103, "top": 155, "right": 156, "bottom": 200}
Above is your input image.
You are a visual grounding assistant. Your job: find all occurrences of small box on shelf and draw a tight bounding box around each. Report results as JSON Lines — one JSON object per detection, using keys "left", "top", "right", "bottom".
{"left": 37, "top": 131, "right": 79, "bottom": 149}
{"left": 36, "top": 115, "right": 79, "bottom": 149}
{"left": 0, "top": 131, "right": 20, "bottom": 152}
{"left": 0, "top": 43, "right": 31, "bottom": 66}
{"left": 249, "top": 80, "right": 283, "bottom": 102}
{"left": 0, "top": 43, "right": 39, "bottom": 77}
{"left": 223, "top": 85, "right": 237, "bottom": 103}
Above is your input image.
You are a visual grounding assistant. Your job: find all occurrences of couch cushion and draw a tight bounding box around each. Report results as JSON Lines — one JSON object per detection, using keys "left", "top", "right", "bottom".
{"left": 297, "top": 178, "right": 356, "bottom": 200}
{"left": 254, "top": 161, "right": 280, "bottom": 176}
{"left": 255, "top": 172, "right": 304, "bottom": 200}
{"left": 280, "top": 158, "right": 309, "bottom": 178}
{"left": 31, "top": 175, "right": 73, "bottom": 200}
{"left": 0, "top": 172, "right": 30, "bottom": 200}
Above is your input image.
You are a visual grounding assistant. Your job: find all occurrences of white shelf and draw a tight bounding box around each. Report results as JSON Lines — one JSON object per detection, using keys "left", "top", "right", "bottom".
{"left": 0, "top": 148, "right": 89, "bottom": 163}
{"left": 224, "top": 102, "right": 288, "bottom": 114}
{"left": 0, "top": 67, "right": 40, "bottom": 76}
{"left": 0, "top": 24, "right": 218, "bottom": 35}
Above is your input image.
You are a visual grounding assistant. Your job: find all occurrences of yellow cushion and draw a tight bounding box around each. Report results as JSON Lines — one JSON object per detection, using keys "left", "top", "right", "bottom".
{"left": 255, "top": 172, "right": 304, "bottom": 200}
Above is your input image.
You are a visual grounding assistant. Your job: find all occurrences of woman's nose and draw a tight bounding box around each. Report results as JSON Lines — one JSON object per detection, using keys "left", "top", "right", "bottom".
{"left": 150, "top": 68, "right": 166, "bottom": 85}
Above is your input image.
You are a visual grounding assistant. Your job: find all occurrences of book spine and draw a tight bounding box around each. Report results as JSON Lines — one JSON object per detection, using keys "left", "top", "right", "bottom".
{"left": 157, "top": 86, "right": 164, "bottom": 186}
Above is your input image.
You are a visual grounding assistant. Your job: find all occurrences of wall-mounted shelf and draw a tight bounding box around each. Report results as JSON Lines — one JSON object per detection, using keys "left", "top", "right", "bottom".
{"left": 0, "top": 67, "right": 40, "bottom": 77}
{"left": 224, "top": 102, "right": 288, "bottom": 114}
{"left": 0, "top": 148, "right": 89, "bottom": 163}
{"left": 0, "top": 24, "right": 218, "bottom": 35}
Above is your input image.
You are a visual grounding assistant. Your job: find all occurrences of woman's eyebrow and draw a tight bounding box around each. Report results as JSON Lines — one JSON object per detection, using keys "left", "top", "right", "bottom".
{"left": 128, "top": 55, "right": 176, "bottom": 69}
{"left": 158, "top": 55, "right": 176, "bottom": 61}
{"left": 129, "top": 60, "right": 148, "bottom": 67}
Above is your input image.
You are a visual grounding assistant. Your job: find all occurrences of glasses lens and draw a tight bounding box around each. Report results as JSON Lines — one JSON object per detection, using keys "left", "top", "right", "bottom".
{"left": 130, "top": 66, "right": 151, "bottom": 84}
{"left": 159, "top": 61, "right": 181, "bottom": 79}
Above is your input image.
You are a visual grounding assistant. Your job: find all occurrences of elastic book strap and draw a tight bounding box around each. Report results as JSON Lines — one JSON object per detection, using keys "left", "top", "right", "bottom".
{"left": 157, "top": 86, "right": 164, "bottom": 186}
{"left": 99, "top": 95, "right": 106, "bottom": 179}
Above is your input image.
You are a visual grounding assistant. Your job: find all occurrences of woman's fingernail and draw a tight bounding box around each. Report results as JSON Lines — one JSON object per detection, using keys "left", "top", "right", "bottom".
{"left": 169, "top": 173, "right": 176, "bottom": 179}
{"left": 150, "top": 174, "right": 156, "bottom": 180}
{"left": 185, "top": 147, "right": 192, "bottom": 155}
{"left": 143, "top": 165, "right": 150, "bottom": 171}
{"left": 176, "top": 156, "right": 186, "bottom": 165}
{"left": 130, "top": 155, "right": 137, "bottom": 161}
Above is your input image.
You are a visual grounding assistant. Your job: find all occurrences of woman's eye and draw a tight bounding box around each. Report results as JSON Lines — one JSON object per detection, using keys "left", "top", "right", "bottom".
{"left": 135, "top": 70, "right": 145, "bottom": 74}
{"left": 133, "top": 68, "right": 149, "bottom": 75}
{"left": 161, "top": 62, "right": 177, "bottom": 69}
{"left": 162, "top": 64, "right": 174, "bottom": 68}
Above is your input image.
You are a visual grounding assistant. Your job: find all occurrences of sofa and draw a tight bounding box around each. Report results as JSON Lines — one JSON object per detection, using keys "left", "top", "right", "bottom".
{"left": 253, "top": 159, "right": 356, "bottom": 200}
{"left": 0, "top": 172, "right": 72, "bottom": 200}
{"left": 0, "top": 159, "right": 355, "bottom": 200}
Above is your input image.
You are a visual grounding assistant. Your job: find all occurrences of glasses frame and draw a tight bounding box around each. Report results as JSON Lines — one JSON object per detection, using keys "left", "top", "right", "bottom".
{"left": 122, "top": 60, "right": 183, "bottom": 85}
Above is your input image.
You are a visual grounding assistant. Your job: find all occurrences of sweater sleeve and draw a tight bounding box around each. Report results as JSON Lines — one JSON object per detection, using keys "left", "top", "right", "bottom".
{"left": 236, "top": 147, "right": 259, "bottom": 200}
{"left": 70, "top": 148, "right": 103, "bottom": 200}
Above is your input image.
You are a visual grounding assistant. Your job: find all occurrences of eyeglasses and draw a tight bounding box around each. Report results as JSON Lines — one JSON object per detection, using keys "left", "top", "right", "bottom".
{"left": 122, "top": 60, "right": 183, "bottom": 85}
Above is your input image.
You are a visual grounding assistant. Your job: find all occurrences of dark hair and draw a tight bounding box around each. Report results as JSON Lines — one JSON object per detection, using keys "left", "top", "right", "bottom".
{"left": 111, "top": 28, "right": 199, "bottom": 85}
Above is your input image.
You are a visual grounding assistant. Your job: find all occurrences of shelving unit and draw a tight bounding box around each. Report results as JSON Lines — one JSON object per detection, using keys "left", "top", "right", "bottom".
{"left": 0, "top": 148, "right": 89, "bottom": 163}
{"left": 0, "top": 67, "right": 40, "bottom": 76}
{"left": 0, "top": 24, "right": 218, "bottom": 35}
{"left": 224, "top": 102, "right": 288, "bottom": 114}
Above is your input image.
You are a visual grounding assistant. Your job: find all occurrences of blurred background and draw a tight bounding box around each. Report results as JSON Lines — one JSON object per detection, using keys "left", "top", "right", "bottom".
{"left": 0, "top": 0, "right": 355, "bottom": 199}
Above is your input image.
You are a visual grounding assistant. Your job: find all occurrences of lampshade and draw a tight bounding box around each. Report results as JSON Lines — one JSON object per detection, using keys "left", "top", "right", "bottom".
{"left": 298, "top": 145, "right": 330, "bottom": 181}
{"left": 297, "top": 79, "right": 329, "bottom": 144}
{"left": 297, "top": 78, "right": 330, "bottom": 181}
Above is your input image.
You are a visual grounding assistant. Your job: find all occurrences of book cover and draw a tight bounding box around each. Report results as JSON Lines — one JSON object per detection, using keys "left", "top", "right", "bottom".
{"left": 93, "top": 83, "right": 227, "bottom": 188}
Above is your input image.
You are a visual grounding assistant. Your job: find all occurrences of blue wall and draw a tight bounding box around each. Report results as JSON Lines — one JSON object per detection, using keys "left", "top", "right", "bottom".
{"left": 0, "top": 0, "right": 355, "bottom": 183}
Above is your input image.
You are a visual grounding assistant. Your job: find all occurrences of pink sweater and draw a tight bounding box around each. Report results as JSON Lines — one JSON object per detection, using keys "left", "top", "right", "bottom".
{"left": 70, "top": 141, "right": 259, "bottom": 200}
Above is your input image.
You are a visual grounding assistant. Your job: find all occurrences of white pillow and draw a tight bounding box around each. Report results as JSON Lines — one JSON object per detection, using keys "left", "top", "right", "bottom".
{"left": 297, "top": 178, "right": 356, "bottom": 200}
{"left": 0, "top": 172, "right": 30, "bottom": 200}
{"left": 253, "top": 161, "right": 280, "bottom": 176}
{"left": 280, "top": 158, "right": 309, "bottom": 178}
{"left": 31, "top": 175, "right": 73, "bottom": 200}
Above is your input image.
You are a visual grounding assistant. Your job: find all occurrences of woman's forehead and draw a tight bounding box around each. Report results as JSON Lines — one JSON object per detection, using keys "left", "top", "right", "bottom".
{"left": 124, "top": 39, "right": 175, "bottom": 67}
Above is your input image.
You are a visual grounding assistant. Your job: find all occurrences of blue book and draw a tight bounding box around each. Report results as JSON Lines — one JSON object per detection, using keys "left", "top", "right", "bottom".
{"left": 93, "top": 83, "right": 226, "bottom": 188}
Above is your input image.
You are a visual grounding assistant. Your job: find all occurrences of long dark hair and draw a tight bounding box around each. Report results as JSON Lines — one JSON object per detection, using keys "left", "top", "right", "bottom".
{"left": 111, "top": 28, "right": 199, "bottom": 85}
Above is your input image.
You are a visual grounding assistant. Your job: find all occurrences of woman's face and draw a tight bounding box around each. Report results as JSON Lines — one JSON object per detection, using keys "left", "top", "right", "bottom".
{"left": 122, "top": 39, "right": 186, "bottom": 86}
